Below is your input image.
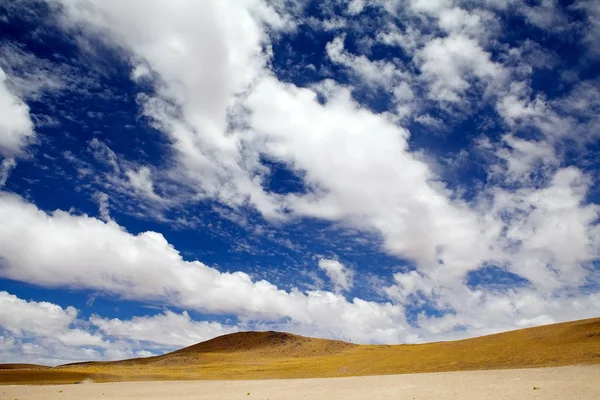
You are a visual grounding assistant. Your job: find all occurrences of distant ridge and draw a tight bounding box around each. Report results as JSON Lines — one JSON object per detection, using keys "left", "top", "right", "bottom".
{"left": 1, "top": 317, "right": 599, "bottom": 384}
{"left": 0, "top": 363, "right": 48, "bottom": 370}
{"left": 170, "top": 330, "right": 355, "bottom": 356}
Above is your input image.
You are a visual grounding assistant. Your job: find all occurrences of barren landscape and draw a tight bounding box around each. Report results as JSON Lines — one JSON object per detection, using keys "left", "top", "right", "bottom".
{"left": 1, "top": 317, "right": 599, "bottom": 397}
{"left": 2, "top": 365, "right": 599, "bottom": 400}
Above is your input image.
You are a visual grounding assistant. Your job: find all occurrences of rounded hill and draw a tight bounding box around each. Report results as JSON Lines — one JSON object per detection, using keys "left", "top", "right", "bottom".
{"left": 170, "top": 330, "right": 356, "bottom": 357}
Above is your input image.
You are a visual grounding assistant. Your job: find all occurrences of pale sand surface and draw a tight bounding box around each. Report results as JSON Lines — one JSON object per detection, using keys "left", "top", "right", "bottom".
{"left": 2, "top": 366, "right": 599, "bottom": 400}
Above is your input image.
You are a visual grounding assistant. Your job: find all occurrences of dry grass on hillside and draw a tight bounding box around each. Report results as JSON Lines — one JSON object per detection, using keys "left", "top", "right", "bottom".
{"left": 1, "top": 317, "right": 599, "bottom": 385}
{"left": 0, "top": 363, "right": 49, "bottom": 370}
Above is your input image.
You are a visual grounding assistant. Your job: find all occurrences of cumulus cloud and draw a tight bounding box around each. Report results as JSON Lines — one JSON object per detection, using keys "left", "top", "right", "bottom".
{"left": 2, "top": 167, "right": 597, "bottom": 348}
{"left": 384, "top": 165, "right": 600, "bottom": 338}
{"left": 0, "top": 291, "right": 80, "bottom": 338}
{"left": 0, "top": 192, "right": 409, "bottom": 344}
{"left": 318, "top": 259, "right": 353, "bottom": 293}
{"left": 0, "top": 68, "right": 34, "bottom": 158}
{"left": 90, "top": 310, "right": 239, "bottom": 348}
{"left": 326, "top": 35, "right": 416, "bottom": 118}
{"left": 52, "top": 0, "right": 290, "bottom": 217}
{"left": 493, "top": 168, "right": 599, "bottom": 291}
{"left": 0, "top": 291, "right": 410, "bottom": 365}
{"left": 417, "top": 34, "right": 504, "bottom": 103}
{"left": 326, "top": 35, "right": 406, "bottom": 88}
{"left": 578, "top": 0, "right": 600, "bottom": 57}
{"left": 245, "top": 76, "right": 492, "bottom": 275}
{"left": 51, "top": 0, "right": 500, "bottom": 285}
{"left": 376, "top": 23, "right": 422, "bottom": 53}
{"left": 493, "top": 135, "right": 558, "bottom": 182}
{"left": 0, "top": 291, "right": 109, "bottom": 365}
{"left": 347, "top": 0, "right": 366, "bottom": 15}
{"left": 0, "top": 291, "right": 239, "bottom": 364}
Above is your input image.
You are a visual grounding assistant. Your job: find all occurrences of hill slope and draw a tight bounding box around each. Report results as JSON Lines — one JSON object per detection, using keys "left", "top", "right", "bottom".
{"left": 1, "top": 317, "right": 599, "bottom": 384}
{"left": 0, "top": 363, "right": 48, "bottom": 370}
{"left": 171, "top": 330, "right": 356, "bottom": 356}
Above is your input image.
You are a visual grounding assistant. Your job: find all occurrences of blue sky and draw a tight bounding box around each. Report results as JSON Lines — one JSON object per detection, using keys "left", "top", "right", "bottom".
{"left": 0, "top": 0, "right": 599, "bottom": 365}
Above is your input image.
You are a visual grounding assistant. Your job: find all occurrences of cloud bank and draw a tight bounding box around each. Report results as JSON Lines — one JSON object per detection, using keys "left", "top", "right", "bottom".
{"left": 0, "top": 0, "right": 598, "bottom": 363}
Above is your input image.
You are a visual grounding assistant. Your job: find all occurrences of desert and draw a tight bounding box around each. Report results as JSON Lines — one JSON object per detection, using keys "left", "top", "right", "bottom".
{"left": 2, "top": 366, "right": 599, "bottom": 400}
{"left": 2, "top": 318, "right": 599, "bottom": 398}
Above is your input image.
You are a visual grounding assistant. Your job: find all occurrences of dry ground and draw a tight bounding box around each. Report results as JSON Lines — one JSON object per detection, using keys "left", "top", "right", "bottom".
{"left": 1, "top": 317, "right": 599, "bottom": 385}
{"left": 2, "top": 365, "right": 599, "bottom": 400}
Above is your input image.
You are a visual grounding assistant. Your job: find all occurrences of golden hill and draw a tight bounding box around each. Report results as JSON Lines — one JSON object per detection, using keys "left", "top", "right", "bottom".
{"left": 171, "top": 331, "right": 356, "bottom": 356}
{"left": 1, "top": 317, "right": 599, "bottom": 385}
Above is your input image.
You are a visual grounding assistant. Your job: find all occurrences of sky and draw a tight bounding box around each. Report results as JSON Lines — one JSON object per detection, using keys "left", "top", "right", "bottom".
{"left": 0, "top": 0, "right": 599, "bottom": 366}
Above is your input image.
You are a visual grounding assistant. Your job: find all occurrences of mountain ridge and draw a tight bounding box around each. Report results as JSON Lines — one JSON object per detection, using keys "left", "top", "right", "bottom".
{"left": 2, "top": 317, "right": 599, "bottom": 384}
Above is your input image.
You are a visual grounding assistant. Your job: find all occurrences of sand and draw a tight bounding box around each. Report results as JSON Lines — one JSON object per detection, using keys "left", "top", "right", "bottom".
{"left": 2, "top": 365, "right": 599, "bottom": 400}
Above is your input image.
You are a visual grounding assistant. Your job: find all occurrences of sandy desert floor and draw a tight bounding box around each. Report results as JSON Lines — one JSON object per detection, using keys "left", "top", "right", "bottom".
{"left": 2, "top": 365, "right": 599, "bottom": 400}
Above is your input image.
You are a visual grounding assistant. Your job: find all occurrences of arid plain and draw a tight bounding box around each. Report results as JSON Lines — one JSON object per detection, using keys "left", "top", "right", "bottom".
{"left": 1, "top": 318, "right": 599, "bottom": 399}
{"left": 2, "top": 366, "right": 599, "bottom": 400}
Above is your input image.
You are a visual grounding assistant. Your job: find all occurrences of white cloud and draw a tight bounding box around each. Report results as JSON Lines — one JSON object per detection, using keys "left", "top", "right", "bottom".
{"left": 0, "top": 68, "right": 35, "bottom": 157}
{"left": 376, "top": 23, "right": 422, "bottom": 53}
{"left": 412, "top": 287, "right": 600, "bottom": 341}
{"left": 407, "top": 0, "right": 452, "bottom": 15}
{"left": 90, "top": 310, "right": 239, "bottom": 348}
{"left": 49, "top": 0, "right": 506, "bottom": 291}
{"left": 497, "top": 92, "right": 547, "bottom": 124}
{"left": 383, "top": 270, "right": 434, "bottom": 304}
{"left": 493, "top": 168, "right": 599, "bottom": 291}
{"left": 1, "top": 339, "right": 105, "bottom": 366}
{"left": 0, "top": 43, "right": 88, "bottom": 187}
{"left": 0, "top": 291, "right": 111, "bottom": 364}
{"left": 0, "top": 192, "right": 410, "bottom": 344}
{"left": 495, "top": 80, "right": 587, "bottom": 145}
{"left": 437, "top": 7, "right": 493, "bottom": 38}
{"left": 0, "top": 44, "right": 66, "bottom": 101}
{"left": 241, "top": 73, "right": 597, "bottom": 339}
{"left": 558, "top": 80, "right": 600, "bottom": 118}
{"left": 414, "top": 114, "right": 444, "bottom": 129}
{"left": 0, "top": 157, "right": 16, "bottom": 187}
{"left": 520, "top": 0, "right": 568, "bottom": 31}
{"left": 578, "top": 0, "right": 600, "bottom": 57}
{"left": 53, "top": 0, "right": 290, "bottom": 217}
{"left": 382, "top": 165, "right": 600, "bottom": 337}
{"left": 244, "top": 76, "right": 493, "bottom": 274}
{"left": 318, "top": 259, "right": 353, "bottom": 293}
{"left": 125, "top": 166, "right": 163, "bottom": 202}
{"left": 326, "top": 35, "right": 416, "bottom": 118}
{"left": 0, "top": 291, "right": 78, "bottom": 337}
{"left": 347, "top": 0, "right": 366, "bottom": 15}
{"left": 326, "top": 36, "right": 402, "bottom": 88}
{"left": 94, "top": 191, "right": 111, "bottom": 222}
{"left": 493, "top": 135, "right": 558, "bottom": 182}
{"left": 45, "top": 1, "right": 550, "bottom": 290}
{"left": 407, "top": 0, "right": 498, "bottom": 40}
{"left": 0, "top": 291, "right": 240, "bottom": 364}
{"left": 88, "top": 138, "right": 121, "bottom": 174}
{"left": 0, "top": 290, "right": 411, "bottom": 365}
{"left": 87, "top": 138, "right": 168, "bottom": 210}
{"left": 416, "top": 34, "right": 504, "bottom": 103}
